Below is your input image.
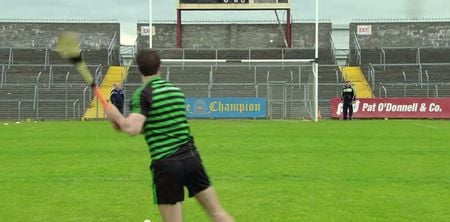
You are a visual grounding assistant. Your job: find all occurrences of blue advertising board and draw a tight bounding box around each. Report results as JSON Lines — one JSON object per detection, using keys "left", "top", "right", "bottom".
{"left": 185, "top": 97, "right": 267, "bottom": 118}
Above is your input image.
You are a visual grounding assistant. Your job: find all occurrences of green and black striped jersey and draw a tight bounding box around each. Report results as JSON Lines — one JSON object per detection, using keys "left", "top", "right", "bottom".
{"left": 130, "top": 76, "right": 190, "bottom": 161}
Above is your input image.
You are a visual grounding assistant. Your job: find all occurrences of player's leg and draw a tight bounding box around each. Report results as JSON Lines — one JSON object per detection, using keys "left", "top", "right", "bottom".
{"left": 343, "top": 102, "right": 348, "bottom": 120}
{"left": 151, "top": 160, "right": 185, "bottom": 222}
{"left": 158, "top": 203, "right": 183, "bottom": 222}
{"left": 349, "top": 102, "right": 353, "bottom": 120}
{"left": 184, "top": 145, "right": 234, "bottom": 222}
{"left": 195, "top": 187, "right": 234, "bottom": 222}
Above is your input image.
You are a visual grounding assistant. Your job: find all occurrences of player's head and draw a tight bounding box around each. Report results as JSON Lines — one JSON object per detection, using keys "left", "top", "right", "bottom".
{"left": 345, "top": 81, "right": 351, "bottom": 87}
{"left": 113, "top": 83, "right": 121, "bottom": 90}
{"left": 136, "top": 50, "right": 161, "bottom": 76}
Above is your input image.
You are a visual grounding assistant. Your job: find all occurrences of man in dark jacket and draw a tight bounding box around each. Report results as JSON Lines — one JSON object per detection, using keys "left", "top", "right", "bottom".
{"left": 341, "top": 81, "right": 356, "bottom": 120}
{"left": 110, "top": 83, "right": 125, "bottom": 114}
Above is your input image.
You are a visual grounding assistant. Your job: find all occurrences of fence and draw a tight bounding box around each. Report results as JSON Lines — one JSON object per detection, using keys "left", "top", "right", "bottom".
{"left": 0, "top": 98, "right": 82, "bottom": 121}
{"left": 2, "top": 61, "right": 450, "bottom": 121}
{"left": 352, "top": 46, "right": 450, "bottom": 66}
{"left": 0, "top": 47, "right": 113, "bottom": 67}
{"left": 3, "top": 81, "right": 450, "bottom": 121}
{"left": 377, "top": 82, "right": 450, "bottom": 98}
{"left": 366, "top": 63, "right": 450, "bottom": 92}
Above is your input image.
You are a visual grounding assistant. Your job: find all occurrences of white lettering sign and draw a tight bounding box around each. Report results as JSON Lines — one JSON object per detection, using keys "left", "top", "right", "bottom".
{"left": 357, "top": 25, "right": 372, "bottom": 35}
{"left": 141, "top": 26, "right": 155, "bottom": 36}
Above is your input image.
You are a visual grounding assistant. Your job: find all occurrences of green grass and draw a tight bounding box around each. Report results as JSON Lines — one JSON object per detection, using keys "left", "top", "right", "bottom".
{"left": 0, "top": 120, "right": 449, "bottom": 222}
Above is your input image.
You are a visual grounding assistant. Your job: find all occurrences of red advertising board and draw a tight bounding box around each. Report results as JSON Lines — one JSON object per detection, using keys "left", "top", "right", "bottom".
{"left": 330, "top": 98, "right": 450, "bottom": 119}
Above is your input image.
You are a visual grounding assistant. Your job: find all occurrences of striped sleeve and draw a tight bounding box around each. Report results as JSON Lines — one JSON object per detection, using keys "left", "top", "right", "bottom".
{"left": 131, "top": 84, "right": 153, "bottom": 116}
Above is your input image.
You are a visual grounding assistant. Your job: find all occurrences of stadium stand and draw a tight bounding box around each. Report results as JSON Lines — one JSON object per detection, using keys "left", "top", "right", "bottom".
{"left": 0, "top": 21, "right": 120, "bottom": 120}
{"left": 5, "top": 19, "right": 450, "bottom": 120}
{"left": 350, "top": 20, "right": 450, "bottom": 99}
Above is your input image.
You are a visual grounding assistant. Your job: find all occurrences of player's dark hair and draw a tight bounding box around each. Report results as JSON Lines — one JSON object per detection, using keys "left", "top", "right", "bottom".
{"left": 136, "top": 50, "right": 161, "bottom": 76}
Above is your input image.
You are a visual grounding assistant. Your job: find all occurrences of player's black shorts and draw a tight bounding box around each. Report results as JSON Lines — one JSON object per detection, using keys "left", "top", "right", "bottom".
{"left": 150, "top": 138, "right": 211, "bottom": 205}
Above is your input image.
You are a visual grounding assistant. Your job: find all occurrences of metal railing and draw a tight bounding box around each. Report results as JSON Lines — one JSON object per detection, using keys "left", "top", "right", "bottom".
{"left": 33, "top": 72, "right": 42, "bottom": 112}
{"left": 107, "top": 32, "right": 118, "bottom": 65}
{"left": 2, "top": 61, "right": 450, "bottom": 120}
{"left": 363, "top": 47, "right": 450, "bottom": 66}
{"left": 44, "top": 48, "right": 50, "bottom": 69}
{"left": 434, "top": 85, "right": 439, "bottom": 97}
{"left": 367, "top": 63, "right": 450, "bottom": 87}
{"left": 416, "top": 48, "right": 421, "bottom": 64}
{"left": 380, "top": 48, "right": 386, "bottom": 70}
{"left": 368, "top": 63, "right": 376, "bottom": 90}
{"left": 72, "top": 99, "right": 80, "bottom": 119}
{"left": 352, "top": 32, "right": 362, "bottom": 65}
{"left": 379, "top": 84, "right": 388, "bottom": 98}
{"left": 0, "top": 66, "right": 5, "bottom": 88}
{"left": 94, "top": 64, "right": 103, "bottom": 84}
{"left": 2, "top": 80, "right": 449, "bottom": 121}
{"left": 418, "top": 63, "right": 423, "bottom": 84}
{"left": 424, "top": 70, "right": 430, "bottom": 97}
{"left": 1, "top": 84, "right": 86, "bottom": 121}
{"left": 377, "top": 82, "right": 450, "bottom": 98}
{"left": 82, "top": 86, "right": 91, "bottom": 112}
{"left": 8, "top": 48, "right": 14, "bottom": 68}
{"left": 329, "top": 33, "right": 337, "bottom": 64}
{"left": 2, "top": 46, "right": 333, "bottom": 68}
{"left": 1, "top": 47, "right": 114, "bottom": 67}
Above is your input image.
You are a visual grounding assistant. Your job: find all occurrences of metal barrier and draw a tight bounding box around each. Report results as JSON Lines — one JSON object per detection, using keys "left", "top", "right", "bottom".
{"left": 8, "top": 48, "right": 14, "bottom": 68}
{"left": 0, "top": 66, "right": 5, "bottom": 88}
{"left": 380, "top": 48, "right": 386, "bottom": 70}
{"left": 0, "top": 98, "right": 81, "bottom": 121}
{"left": 44, "top": 48, "right": 49, "bottom": 69}
{"left": 364, "top": 47, "right": 450, "bottom": 66}
{"left": 329, "top": 33, "right": 337, "bottom": 64}
{"left": 353, "top": 32, "right": 362, "bottom": 65}
{"left": 377, "top": 82, "right": 450, "bottom": 98}
{"left": 2, "top": 62, "right": 450, "bottom": 120}
{"left": 107, "top": 32, "right": 118, "bottom": 65}
{"left": 3, "top": 80, "right": 449, "bottom": 121}
{"left": 94, "top": 65, "right": 103, "bottom": 84}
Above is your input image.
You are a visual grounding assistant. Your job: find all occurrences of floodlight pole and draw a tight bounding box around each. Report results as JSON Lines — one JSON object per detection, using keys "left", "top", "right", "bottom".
{"left": 314, "top": 0, "right": 319, "bottom": 122}
{"left": 149, "top": 0, "right": 153, "bottom": 48}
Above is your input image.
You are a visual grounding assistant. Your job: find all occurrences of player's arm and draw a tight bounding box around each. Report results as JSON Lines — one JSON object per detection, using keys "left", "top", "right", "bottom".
{"left": 107, "top": 87, "right": 152, "bottom": 136}
{"left": 105, "top": 106, "right": 145, "bottom": 136}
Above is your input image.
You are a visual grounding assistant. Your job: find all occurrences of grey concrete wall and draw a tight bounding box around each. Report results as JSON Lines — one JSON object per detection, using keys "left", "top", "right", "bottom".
{"left": 350, "top": 22, "right": 450, "bottom": 48}
{"left": 138, "top": 22, "right": 331, "bottom": 49}
{"left": 0, "top": 22, "right": 120, "bottom": 49}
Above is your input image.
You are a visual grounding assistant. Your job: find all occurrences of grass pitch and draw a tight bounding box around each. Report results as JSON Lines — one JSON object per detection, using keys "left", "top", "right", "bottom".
{"left": 0, "top": 120, "right": 449, "bottom": 222}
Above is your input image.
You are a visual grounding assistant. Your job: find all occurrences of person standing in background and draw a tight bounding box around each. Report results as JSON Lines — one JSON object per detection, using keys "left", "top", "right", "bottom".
{"left": 341, "top": 81, "right": 356, "bottom": 120}
{"left": 110, "top": 83, "right": 125, "bottom": 114}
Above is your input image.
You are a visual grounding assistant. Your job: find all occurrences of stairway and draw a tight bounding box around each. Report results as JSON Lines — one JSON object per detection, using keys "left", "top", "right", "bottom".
{"left": 339, "top": 66, "right": 373, "bottom": 98}
{"left": 83, "top": 66, "right": 128, "bottom": 119}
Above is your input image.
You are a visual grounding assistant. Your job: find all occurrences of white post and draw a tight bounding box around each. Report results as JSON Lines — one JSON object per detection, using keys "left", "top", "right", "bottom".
{"left": 314, "top": 0, "right": 319, "bottom": 122}
{"left": 149, "top": 0, "right": 153, "bottom": 48}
